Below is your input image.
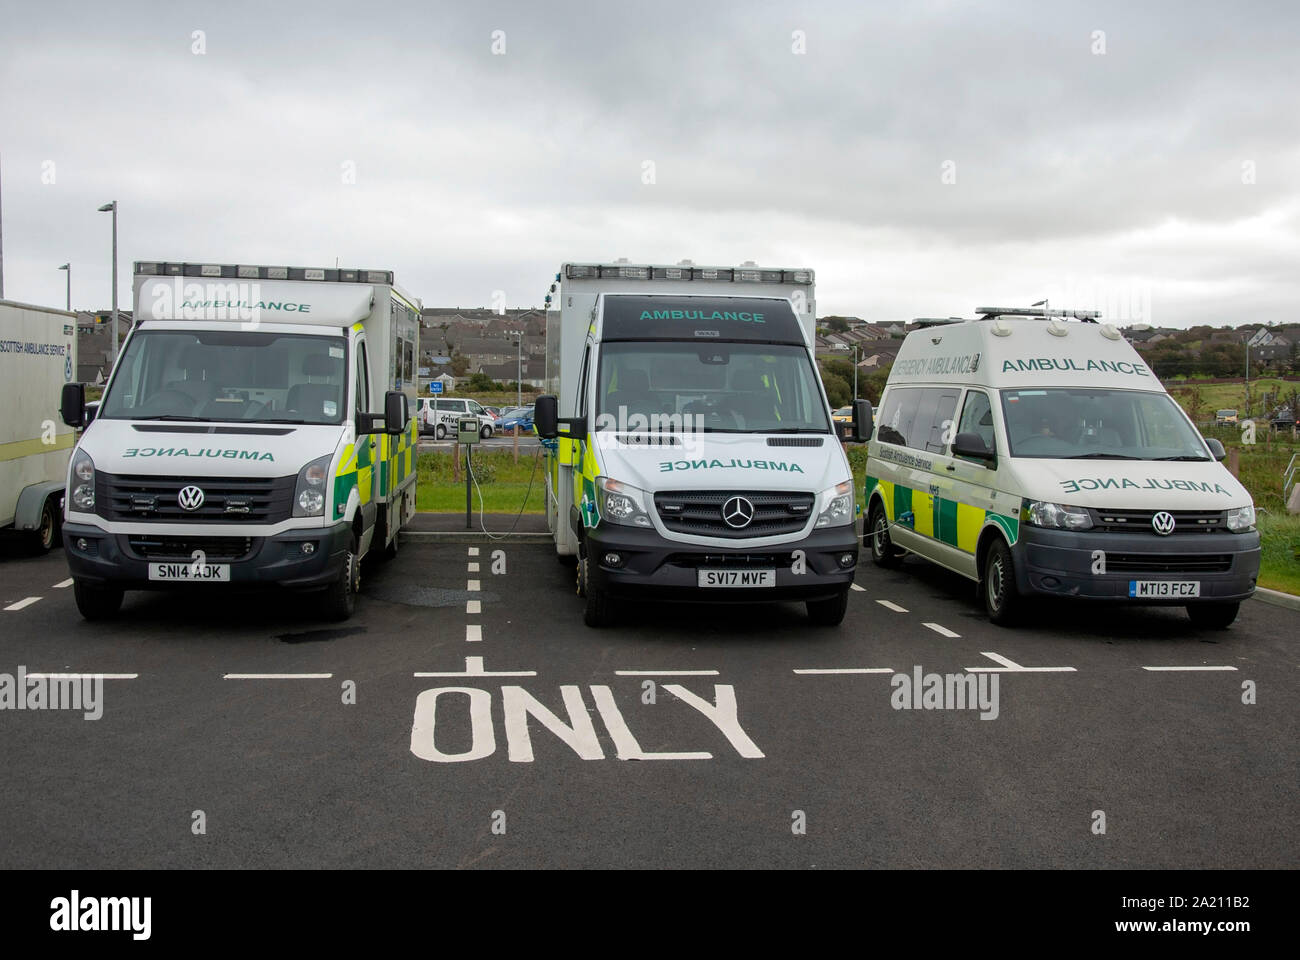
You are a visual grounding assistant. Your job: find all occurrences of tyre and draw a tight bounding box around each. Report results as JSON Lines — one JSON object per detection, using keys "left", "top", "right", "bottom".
{"left": 582, "top": 556, "right": 617, "bottom": 628}
{"left": 806, "top": 588, "right": 849, "bottom": 626}
{"left": 480, "top": 424, "right": 493, "bottom": 439}
{"left": 435, "top": 423, "right": 447, "bottom": 440}
{"left": 866, "top": 501, "right": 902, "bottom": 568}
{"left": 322, "top": 535, "right": 360, "bottom": 621}
{"left": 982, "top": 538, "right": 1022, "bottom": 626}
{"left": 1186, "top": 601, "right": 1239, "bottom": 629}
{"left": 73, "top": 580, "right": 123, "bottom": 620}
{"left": 575, "top": 550, "right": 588, "bottom": 598}
{"left": 26, "top": 496, "right": 59, "bottom": 555}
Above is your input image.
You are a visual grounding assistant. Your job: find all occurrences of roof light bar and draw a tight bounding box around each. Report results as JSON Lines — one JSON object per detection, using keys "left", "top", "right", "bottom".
{"left": 562, "top": 262, "right": 814, "bottom": 284}
{"left": 976, "top": 306, "right": 1101, "bottom": 320}
{"left": 132, "top": 262, "right": 393, "bottom": 284}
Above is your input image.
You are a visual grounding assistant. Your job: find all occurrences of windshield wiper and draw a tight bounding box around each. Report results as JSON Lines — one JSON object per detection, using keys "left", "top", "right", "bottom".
{"left": 1065, "top": 453, "right": 1139, "bottom": 459}
{"left": 765, "top": 427, "right": 829, "bottom": 434}
{"left": 136, "top": 415, "right": 209, "bottom": 422}
{"left": 258, "top": 418, "right": 311, "bottom": 424}
{"left": 1150, "top": 455, "right": 1211, "bottom": 461}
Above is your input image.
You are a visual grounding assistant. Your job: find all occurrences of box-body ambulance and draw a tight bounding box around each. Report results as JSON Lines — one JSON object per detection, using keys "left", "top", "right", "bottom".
{"left": 863, "top": 307, "right": 1260, "bottom": 627}
{"left": 58, "top": 261, "right": 420, "bottom": 621}
{"left": 534, "top": 261, "right": 870, "bottom": 627}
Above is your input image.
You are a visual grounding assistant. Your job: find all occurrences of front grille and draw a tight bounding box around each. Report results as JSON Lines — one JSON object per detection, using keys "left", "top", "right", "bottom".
{"left": 98, "top": 473, "right": 295, "bottom": 523}
{"left": 654, "top": 490, "right": 814, "bottom": 539}
{"left": 767, "top": 437, "right": 824, "bottom": 447}
{"left": 665, "top": 552, "right": 795, "bottom": 568}
{"left": 126, "top": 536, "right": 256, "bottom": 561}
{"left": 1105, "top": 553, "right": 1233, "bottom": 573}
{"left": 1089, "top": 508, "right": 1228, "bottom": 534}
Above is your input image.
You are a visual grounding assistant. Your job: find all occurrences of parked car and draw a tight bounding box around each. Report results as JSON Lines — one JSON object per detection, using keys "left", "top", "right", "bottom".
{"left": 419, "top": 397, "right": 495, "bottom": 439}
{"left": 1215, "top": 409, "right": 1239, "bottom": 426}
{"left": 499, "top": 406, "right": 535, "bottom": 432}
{"left": 832, "top": 406, "right": 854, "bottom": 423}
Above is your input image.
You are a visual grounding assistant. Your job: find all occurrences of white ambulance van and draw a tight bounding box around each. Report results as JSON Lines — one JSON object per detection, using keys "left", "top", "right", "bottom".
{"left": 58, "top": 261, "right": 420, "bottom": 621}
{"left": 864, "top": 307, "right": 1260, "bottom": 628}
{"left": 534, "top": 261, "right": 871, "bottom": 627}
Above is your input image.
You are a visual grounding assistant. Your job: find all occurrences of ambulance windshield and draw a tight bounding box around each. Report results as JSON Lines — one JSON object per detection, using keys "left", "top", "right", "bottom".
{"left": 1000, "top": 388, "right": 1210, "bottom": 460}
{"left": 596, "top": 341, "right": 831, "bottom": 434}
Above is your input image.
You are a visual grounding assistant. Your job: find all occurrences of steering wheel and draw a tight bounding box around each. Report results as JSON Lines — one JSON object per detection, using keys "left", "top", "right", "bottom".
{"left": 136, "top": 390, "right": 199, "bottom": 417}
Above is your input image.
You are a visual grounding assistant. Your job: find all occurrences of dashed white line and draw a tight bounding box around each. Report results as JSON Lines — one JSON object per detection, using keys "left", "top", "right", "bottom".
{"left": 466, "top": 624, "right": 482, "bottom": 643}
{"left": 793, "top": 667, "right": 894, "bottom": 675}
{"left": 223, "top": 673, "right": 334, "bottom": 680}
{"left": 468, "top": 547, "right": 480, "bottom": 556}
{"left": 614, "top": 669, "right": 720, "bottom": 676}
{"left": 1142, "top": 665, "right": 1238, "bottom": 672}
{"left": 466, "top": 600, "right": 481, "bottom": 614}
{"left": 467, "top": 562, "right": 480, "bottom": 573}
{"left": 467, "top": 579, "right": 481, "bottom": 592}
{"left": 4, "top": 597, "right": 42, "bottom": 611}
{"left": 53, "top": 579, "right": 73, "bottom": 589}
{"left": 414, "top": 656, "right": 536, "bottom": 678}
{"left": 964, "top": 652, "right": 1076, "bottom": 673}
{"left": 850, "top": 584, "right": 866, "bottom": 592}
{"left": 26, "top": 673, "right": 138, "bottom": 680}
{"left": 923, "top": 622, "right": 960, "bottom": 638}
{"left": 876, "top": 600, "right": 908, "bottom": 613}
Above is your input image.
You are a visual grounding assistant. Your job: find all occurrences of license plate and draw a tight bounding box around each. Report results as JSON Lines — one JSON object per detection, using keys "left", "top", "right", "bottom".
{"left": 148, "top": 562, "right": 231, "bottom": 582}
{"left": 1129, "top": 580, "right": 1200, "bottom": 598}
{"left": 697, "top": 569, "right": 775, "bottom": 588}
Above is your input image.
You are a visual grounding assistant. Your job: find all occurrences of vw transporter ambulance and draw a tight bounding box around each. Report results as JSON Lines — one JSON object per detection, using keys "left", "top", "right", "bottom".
{"left": 58, "top": 261, "right": 420, "bottom": 621}
{"left": 534, "top": 261, "right": 870, "bottom": 627}
{"left": 863, "top": 307, "right": 1260, "bottom": 628}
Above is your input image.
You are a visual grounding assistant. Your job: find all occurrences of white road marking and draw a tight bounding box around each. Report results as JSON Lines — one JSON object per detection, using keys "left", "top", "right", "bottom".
{"left": 4, "top": 597, "right": 42, "bottom": 611}
{"left": 466, "top": 624, "right": 482, "bottom": 643}
{"left": 468, "top": 547, "right": 480, "bottom": 556}
{"left": 26, "top": 673, "right": 137, "bottom": 680}
{"left": 793, "top": 667, "right": 894, "bottom": 675}
{"left": 614, "top": 669, "right": 719, "bottom": 676}
{"left": 53, "top": 579, "right": 73, "bottom": 589}
{"left": 1142, "top": 665, "right": 1238, "bottom": 672}
{"left": 850, "top": 584, "right": 866, "bottom": 592}
{"left": 467, "top": 562, "right": 480, "bottom": 573}
{"left": 876, "top": 600, "right": 908, "bottom": 613}
{"left": 589, "top": 685, "right": 711, "bottom": 760}
{"left": 467, "top": 579, "right": 480, "bottom": 591}
{"left": 923, "top": 622, "right": 960, "bottom": 638}
{"left": 466, "top": 600, "right": 481, "bottom": 614}
{"left": 223, "top": 673, "right": 334, "bottom": 679}
{"left": 964, "top": 652, "right": 1077, "bottom": 673}
{"left": 414, "top": 656, "right": 537, "bottom": 678}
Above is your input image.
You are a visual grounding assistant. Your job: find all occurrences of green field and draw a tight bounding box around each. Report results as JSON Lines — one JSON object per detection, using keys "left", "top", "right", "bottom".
{"left": 416, "top": 449, "right": 546, "bottom": 514}
{"left": 1166, "top": 377, "right": 1298, "bottom": 422}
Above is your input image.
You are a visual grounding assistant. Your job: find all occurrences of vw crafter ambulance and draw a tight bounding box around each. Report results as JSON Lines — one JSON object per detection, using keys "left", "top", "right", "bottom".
{"left": 534, "top": 261, "right": 872, "bottom": 628}
{"left": 864, "top": 307, "right": 1260, "bottom": 628}
{"left": 58, "top": 262, "right": 421, "bottom": 621}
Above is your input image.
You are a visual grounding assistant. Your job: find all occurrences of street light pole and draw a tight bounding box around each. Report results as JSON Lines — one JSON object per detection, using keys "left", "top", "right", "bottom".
{"left": 97, "top": 201, "right": 118, "bottom": 360}
{"left": 853, "top": 344, "right": 859, "bottom": 401}
{"left": 515, "top": 337, "right": 522, "bottom": 408}
{"left": 58, "top": 263, "right": 70, "bottom": 310}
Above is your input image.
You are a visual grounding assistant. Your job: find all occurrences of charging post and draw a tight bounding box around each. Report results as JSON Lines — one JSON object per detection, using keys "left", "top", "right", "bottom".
{"left": 458, "top": 416, "right": 481, "bottom": 529}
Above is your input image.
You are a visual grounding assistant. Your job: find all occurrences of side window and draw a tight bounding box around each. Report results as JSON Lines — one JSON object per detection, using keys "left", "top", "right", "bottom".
{"left": 956, "top": 390, "right": 996, "bottom": 453}
{"left": 876, "top": 387, "right": 920, "bottom": 447}
{"left": 354, "top": 341, "right": 370, "bottom": 417}
{"left": 576, "top": 345, "right": 591, "bottom": 420}
{"left": 469, "top": 401, "right": 484, "bottom": 415}
{"left": 918, "top": 388, "right": 960, "bottom": 453}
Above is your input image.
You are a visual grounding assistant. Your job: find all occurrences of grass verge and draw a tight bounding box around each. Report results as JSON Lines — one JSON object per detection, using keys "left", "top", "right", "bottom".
{"left": 416, "top": 449, "right": 546, "bottom": 514}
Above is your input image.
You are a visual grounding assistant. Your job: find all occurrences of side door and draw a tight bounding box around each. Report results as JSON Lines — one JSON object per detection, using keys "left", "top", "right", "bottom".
{"left": 887, "top": 386, "right": 960, "bottom": 564}
{"left": 572, "top": 342, "right": 599, "bottom": 529}
{"left": 934, "top": 388, "right": 1007, "bottom": 579}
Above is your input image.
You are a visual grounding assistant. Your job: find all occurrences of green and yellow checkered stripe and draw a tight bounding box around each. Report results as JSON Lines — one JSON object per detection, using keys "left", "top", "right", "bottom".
{"left": 865, "top": 476, "right": 1019, "bottom": 551}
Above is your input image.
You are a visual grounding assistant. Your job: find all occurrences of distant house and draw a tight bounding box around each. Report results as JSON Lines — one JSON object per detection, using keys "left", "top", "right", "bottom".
{"left": 477, "top": 359, "right": 544, "bottom": 387}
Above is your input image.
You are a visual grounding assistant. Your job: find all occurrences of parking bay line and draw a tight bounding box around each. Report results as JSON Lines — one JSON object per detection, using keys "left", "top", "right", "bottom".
{"left": 793, "top": 668, "right": 894, "bottom": 675}
{"left": 415, "top": 656, "right": 537, "bottom": 678}
{"left": 1142, "top": 665, "right": 1238, "bottom": 672}
{"left": 466, "top": 600, "right": 481, "bottom": 614}
{"left": 615, "top": 670, "right": 720, "bottom": 676}
{"left": 467, "top": 580, "right": 481, "bottom": 591}
{"left": 964, "top": 652, "right": 1077, "bottom": 673}
{"left": 26, "top": 672, "right": 138, "bottom": 680}
{"left": 466, "top": 624, "right": 482, "bottom": 643}
{"left": 53, "top": 579, "right": 73, "bottom": 589}
{"left": 876, "top": 600, "right": 908, "bottom": 613}
{"left": 923, "top": 622, "right": 960, "bottom": 638}
{"left": 468, "top": 547, "right": 480, "bottom": 556}
{"left": 4, "top": 597, "right": 42, "bottom": 611}
{"left": 223, "top": 673, "right": 334, "bottom": 680}
{"left": 850, "top": 584, "right": 865, "bottom": 592}
{"left": 468, "top": 562, "right": 480, "bottom": 572}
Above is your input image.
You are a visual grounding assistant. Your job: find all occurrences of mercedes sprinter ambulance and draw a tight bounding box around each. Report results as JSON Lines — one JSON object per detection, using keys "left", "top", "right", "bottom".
{"left": 58, "top": 261, "right": 420, "bottom": 621}
{"left": 863, "top": 307, "right": 1260, "bottom": 628}
{"left": 534, "top": 261, "right": 870, "bottom": 627}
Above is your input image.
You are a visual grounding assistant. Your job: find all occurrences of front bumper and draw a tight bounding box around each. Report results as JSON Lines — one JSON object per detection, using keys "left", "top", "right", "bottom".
{"left": 585, "top": 521, "right": 859, "bottom": 603}
{"left": 62, "top": 521, "right": 352, "bottom": 591}
{"left": 1015, "top": 525, "right": 1260, "bottom": 602}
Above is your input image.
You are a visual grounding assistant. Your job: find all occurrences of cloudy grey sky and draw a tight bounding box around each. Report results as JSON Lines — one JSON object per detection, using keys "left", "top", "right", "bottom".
{"left": 2, "top": 0, "right": 1297, "bottom": 326}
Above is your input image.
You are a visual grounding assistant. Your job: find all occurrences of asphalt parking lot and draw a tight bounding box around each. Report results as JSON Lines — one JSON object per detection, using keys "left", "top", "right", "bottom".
{"left": 1, "top": 534, "right": 1295, "bottom": 869}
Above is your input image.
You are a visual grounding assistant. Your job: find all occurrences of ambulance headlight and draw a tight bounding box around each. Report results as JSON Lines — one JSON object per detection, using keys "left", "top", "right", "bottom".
{"left": 595, "top": 476, "right": 653, "bottom": 528}
{"left": 1225, "top": 505, "right": 1256, "bottom": 532}
{"left": 293, "top": 454, "right": 332, "bottom": 517}
{"left": 815, "top": 481, "right": 854, "bottom": 527}
{"left": 70, "top": 448, "right": 96, "bottom": 511}
{"left": 1024, "top": 500, "right": 1093, "bottom": 531}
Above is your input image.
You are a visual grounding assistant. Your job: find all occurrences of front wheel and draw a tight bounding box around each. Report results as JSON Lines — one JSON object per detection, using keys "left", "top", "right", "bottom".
{"left": 1187, "top": 601, "right": 1239, "bottom": 629}
{"left": 73, "top": 580, "right": 123, "bottom": 620}
{"left": 322, "top": 535, "right": 360, "bottom": 621}
{"left": 480, "top": 424, "right": 493, "bottom": 439}
{"left": 806, "top": 589, "right": 849, "bottom": 626}
{"left": 26, "top": 496, "right": 59, "bottom": 555}
{"left": 435, "top": 423, "right": 447, "bottom": 440}
{"left": 866, "top": 502, "right": 902, "bottom": 568}
{"left": 982, "top": 538, "right": 1023, "bottom": 626}
{"left": 580, "top": 554, "right": 617, "bottom": 627}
